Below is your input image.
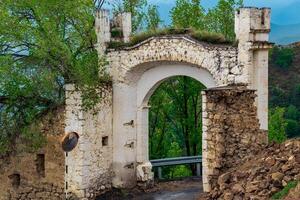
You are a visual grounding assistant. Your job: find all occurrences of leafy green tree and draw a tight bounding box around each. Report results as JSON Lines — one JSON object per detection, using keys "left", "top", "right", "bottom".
{"left": 170, "top": 0, "right": 205, "bottom": 29}
{"left": 269, "top": 107, "right": 288, "bottom": 143}
{"left": 146, "top": 4, "right": 162, "bottom": 30}
{"left": 205, "top": 0, "right": 243, "bottom": 40}
{"left": 0, "top": 0, "right": 108, "bottom": 154}
{"left": 285, "top": 105, "right": 300, "bottom": 121}
{"left": 272, "top": 46, "right": 295, "bottom": 69}
{"left": 122, "top": 0, "right": 147, "bottom": 32}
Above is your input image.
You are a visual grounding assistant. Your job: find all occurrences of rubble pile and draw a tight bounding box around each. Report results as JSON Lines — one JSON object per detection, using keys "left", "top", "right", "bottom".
{"left": 205, "top": 139, "right": 300, "bottom": 200}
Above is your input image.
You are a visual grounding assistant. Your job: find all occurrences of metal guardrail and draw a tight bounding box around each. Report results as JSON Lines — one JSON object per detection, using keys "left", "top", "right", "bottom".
{"left": 150, "top": 156, "right": 203, "bottom": 179}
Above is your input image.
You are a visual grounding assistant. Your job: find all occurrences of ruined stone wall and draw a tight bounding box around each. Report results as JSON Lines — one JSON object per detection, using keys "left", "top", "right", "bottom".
{"left": 0, "top": 107, "right": 65, "bottom": 200}
{"left": 202, "top": 86, "right": 268, "bottom": 192}
{"left": 65, "top": 84, "right": 113, "bottom": 199}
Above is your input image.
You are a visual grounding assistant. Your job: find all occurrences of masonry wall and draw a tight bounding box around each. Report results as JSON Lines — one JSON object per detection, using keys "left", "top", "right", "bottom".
{"left": 107, "top": 37, "right": 241, "bottom": 86}
{"left": 202, "top": 86, "right": 268, "bottom": 192}
{"left": 65, "top": 84, "right": 113, "bottom": 199}
{"left": 0, "top": 107, "right": 65, "bottom": 200}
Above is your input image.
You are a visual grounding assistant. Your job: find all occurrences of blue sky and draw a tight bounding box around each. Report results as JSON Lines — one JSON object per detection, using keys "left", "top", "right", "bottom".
{"left": 149, "top": 0, "right": 300, "bottom": 25}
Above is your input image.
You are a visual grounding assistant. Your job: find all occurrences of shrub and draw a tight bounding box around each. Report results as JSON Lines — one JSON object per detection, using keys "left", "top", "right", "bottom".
{"left": 269, "top": 107, "right": 287, "bottom": 143}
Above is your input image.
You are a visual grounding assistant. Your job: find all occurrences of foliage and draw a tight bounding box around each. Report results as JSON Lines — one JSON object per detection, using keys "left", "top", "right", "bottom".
{"left": 146, "top": 4, "right": 162, "bottom": 31}
{"left": 0, "top": 0, "right": 108, "bottom": 154}
{"left": 205, "top": 0, "right": 242, "bottom": 41}
{"left": 285, "top": 119, "right": 300, "bottom": 138}
{"left": 111, "top": 0, "right": 161, "bottom": 32}
{"left": 272, "top": 181, "right": 298, "bottom": 200}
{"left": 122, "top": 0, "right": 147, "bottom": 32}
{"left": 149, "top": 76, "right": 206, "bottom": 176}
{"left": 269, "top": 86, "right": 289, "bottom": 107}
{"left": 170, "top": 0, "right": 242, "bottom": 41}
{"left": 291, "top": 84, "right": 300, "bottom": 108}
{"left": 170, "top": 0, "right": 205, "bottom": 30}
{"left": 285, "top": 105, "right": 300, "bottom": 121}
{"left": 271, "top": 46, "right": 295, "bottom": 69}
{"left": 268, "top": 107, "right": 288, "bottom": 143}
{"left": 167, "top": 165, "right": 192, "bottom": 179}
{"left": 107, "top": 28, "right": 230, "bottom": 49}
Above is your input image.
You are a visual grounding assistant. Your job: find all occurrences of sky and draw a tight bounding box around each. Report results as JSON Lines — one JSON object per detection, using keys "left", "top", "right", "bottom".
{"left": 149, "top": 0, "right": 300, "bottom": 25}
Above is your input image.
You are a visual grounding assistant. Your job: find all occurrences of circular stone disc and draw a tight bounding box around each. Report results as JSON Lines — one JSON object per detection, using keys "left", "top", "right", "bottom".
{"left": 61, "top": 132, "right": 79, "bottom": 152}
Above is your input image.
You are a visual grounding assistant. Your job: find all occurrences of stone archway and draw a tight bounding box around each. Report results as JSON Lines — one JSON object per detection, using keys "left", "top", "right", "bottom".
{"left": 135, "top": 63, "right": 216, "bottom": 163}
{"left": 64, "top": 7, "right": 272, "bottom": 199}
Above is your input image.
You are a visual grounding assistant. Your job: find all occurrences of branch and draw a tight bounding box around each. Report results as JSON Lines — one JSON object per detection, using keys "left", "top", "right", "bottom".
{"left": 95, "top": 0, "right": 105, "bottom": 9}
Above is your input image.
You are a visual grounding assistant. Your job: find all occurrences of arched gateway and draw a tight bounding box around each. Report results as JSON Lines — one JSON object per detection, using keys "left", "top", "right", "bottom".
{"left": 65, "top": 7, "right": 272, "bottom": 199}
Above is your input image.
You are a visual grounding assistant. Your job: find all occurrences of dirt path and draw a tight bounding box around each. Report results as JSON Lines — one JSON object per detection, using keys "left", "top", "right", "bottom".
{"left": 96, "top": 177, "right": 203, "bottom": 200}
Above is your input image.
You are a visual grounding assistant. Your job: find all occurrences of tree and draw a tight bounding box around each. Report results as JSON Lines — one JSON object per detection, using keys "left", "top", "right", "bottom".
{"left": 0, "top": 0, "right": 108, "bottom": 154}
{"left": 205, "top": 0, "right": 243, "bottom": 41}
{"left": 285, "top": 105, "right": 300, "bottom": 121}
{"left": 291, "top": 84, "right": 300, "bottom": 108}
{"left": 146, "top": 4, "right": 162, "bottom": 31}
{"left": 285, "top": 119, "right": 300, "bottom": 138}
{"left": 170, "top": 0, "right": 205, "bottom": 30}
{"left": 269, "top": 86, "right": 289, "bottom": 107}
{"left": 111, "top": 0, "right": 162, "bottom": 32}
{"left": 149, "top": 76, "right": 206, "bottom": 176}
{"left": 271, "top": 46, "right": 295, "bottom": 69}
{"left": 269, "top": 107, "right": 287, "bottom": 143}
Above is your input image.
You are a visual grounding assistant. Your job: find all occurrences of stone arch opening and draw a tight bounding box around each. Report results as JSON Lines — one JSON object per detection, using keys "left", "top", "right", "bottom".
{"left": 135, "top": 63, "right": 217, "bottom": 164}
{"left": 147, "top": 75, "right": 206, "bottom": 179}
{"left": 132, "top": 63, "right": 217, "bottom": 189}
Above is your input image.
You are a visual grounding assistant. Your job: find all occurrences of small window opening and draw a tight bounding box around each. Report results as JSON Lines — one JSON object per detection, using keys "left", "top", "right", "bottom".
{"left": 102, "top": 136, "right": 108, "bottom": 146}
{"left": 8, "top": 173, "right": 20, "bottom": 189}
{"left": 36, "top": 154, "right": 45, "bottom": 177}
{"left": 66, "top": 165, "right": 68, "bottom": 174}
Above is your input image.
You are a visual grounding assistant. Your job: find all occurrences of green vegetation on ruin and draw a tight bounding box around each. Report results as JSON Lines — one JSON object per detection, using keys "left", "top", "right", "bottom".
{"left": 107, "top": 28, "right": 232, "bottom": 49}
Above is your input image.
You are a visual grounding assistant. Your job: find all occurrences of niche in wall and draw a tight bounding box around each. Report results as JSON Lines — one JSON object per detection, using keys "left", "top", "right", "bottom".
{"left": 8, "top": 173, "right": 20, "bottom": 189}
{"left": 36, "top": 154, "right": 45, "bottom": 177}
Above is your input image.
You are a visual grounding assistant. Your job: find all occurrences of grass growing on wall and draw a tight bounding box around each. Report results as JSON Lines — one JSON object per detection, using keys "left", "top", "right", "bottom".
{"left": 107, "top": 28, "right": 232, "bottom": 49}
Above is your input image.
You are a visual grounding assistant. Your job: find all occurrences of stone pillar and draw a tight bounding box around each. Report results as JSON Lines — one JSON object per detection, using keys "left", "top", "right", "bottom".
{"left": 120, "top": 12, "right": 132, "bottom": 43}
{"left": 112, "top": 83, "right": 137, "bottom": 188}
{"left": 201, "top": 86, "right": 268, "bottom": 192}
{"left": 235, "top": 7, "right": 272, "bottom": 131}
{"left": 95, "top": 9, "right": 111, "bottom": 54}
{"left": 136, "top": 105, "right": 154, "bottom": 187}
{"left": 113, "top": 12, "right": 132, "bottom": 43}
{"left": 65, "top": 84, "right": 113, "bottom": 199}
